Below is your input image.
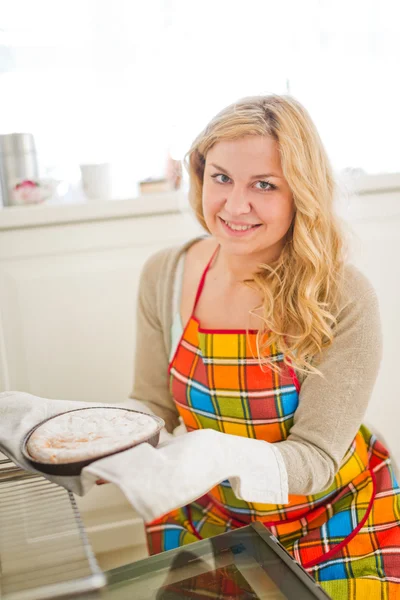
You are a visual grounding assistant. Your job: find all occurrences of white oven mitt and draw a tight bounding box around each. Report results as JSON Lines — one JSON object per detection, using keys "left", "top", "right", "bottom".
{"left": 0, "top": 391, "right": 288, "bottom": 522}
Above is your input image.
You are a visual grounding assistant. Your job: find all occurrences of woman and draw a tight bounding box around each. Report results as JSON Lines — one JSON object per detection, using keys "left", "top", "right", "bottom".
{"left": 131, "top": 95, "right": 400, "bottom": 598}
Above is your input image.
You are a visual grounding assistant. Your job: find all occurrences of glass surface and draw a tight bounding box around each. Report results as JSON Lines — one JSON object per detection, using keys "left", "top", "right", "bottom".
{"left": 100, "top": 523, "right": 330, "bottom": 600}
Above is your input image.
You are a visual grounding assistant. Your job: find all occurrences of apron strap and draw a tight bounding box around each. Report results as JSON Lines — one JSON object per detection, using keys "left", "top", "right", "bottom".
{"left": 192, "top": 245, "right": 220, "bottom": 312}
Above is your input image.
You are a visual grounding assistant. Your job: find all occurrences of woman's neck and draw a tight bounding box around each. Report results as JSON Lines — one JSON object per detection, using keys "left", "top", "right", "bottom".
{"left": 211, "top": 245, "right": 280, "bottom": 286}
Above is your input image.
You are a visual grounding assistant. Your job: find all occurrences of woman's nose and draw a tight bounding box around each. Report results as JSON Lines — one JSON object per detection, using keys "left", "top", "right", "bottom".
{"left": 224, "top": 187, "right": 251, "bottom": 216}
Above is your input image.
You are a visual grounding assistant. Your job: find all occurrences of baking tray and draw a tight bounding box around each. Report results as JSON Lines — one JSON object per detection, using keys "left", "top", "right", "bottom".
{"left": 21, "top": 406, "right": 165, "bottom": 477}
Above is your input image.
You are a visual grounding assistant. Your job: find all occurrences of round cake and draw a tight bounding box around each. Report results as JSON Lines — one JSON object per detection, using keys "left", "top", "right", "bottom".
{"left": 26, "top": 408, "right": 158, "bottom": 464}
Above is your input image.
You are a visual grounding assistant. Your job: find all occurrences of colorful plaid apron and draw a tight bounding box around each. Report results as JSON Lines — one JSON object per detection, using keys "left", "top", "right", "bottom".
{"left": 146, "top": 248, "right": 400, "bottom": 599}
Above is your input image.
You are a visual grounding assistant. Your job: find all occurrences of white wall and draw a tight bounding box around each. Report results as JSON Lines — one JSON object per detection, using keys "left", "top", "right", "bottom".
{"left": 342, "top": 189, "right": 400, "bottom": 474}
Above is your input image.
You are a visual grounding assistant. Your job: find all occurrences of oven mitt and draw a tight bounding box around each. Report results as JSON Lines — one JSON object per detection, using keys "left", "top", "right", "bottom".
{"left": 0, "top": 391, "right": 288, "bottom": 522}
{"left": 84, "top": 426, "right": 289, "bottom": 522}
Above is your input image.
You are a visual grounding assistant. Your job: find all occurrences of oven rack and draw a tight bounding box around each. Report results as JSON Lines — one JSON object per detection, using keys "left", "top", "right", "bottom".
{"left": 0, "top": 456, "right": 106, "bottom": 600}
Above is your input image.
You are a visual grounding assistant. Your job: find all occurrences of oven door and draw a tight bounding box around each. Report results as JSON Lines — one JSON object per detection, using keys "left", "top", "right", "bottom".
{"left": 101, "top": 522, "right": 331, "bottom": 600}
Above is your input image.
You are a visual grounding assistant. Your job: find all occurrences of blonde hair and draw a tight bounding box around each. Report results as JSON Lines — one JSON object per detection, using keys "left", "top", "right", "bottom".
{"left": 184, "top": 94, "right": 347, "bottom": 377}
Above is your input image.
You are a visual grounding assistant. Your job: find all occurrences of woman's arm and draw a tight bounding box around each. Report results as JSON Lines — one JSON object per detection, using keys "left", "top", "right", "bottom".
{"left": 276, "top": 265, "right": 383, "bottom": 495}
{"left": 129, "top": 249, "right": 181, "bottom": 433}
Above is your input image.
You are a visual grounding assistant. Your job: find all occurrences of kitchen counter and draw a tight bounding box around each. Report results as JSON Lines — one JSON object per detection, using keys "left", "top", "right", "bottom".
{"left": 0, "top": 190, "right": 189, "bottom": 231}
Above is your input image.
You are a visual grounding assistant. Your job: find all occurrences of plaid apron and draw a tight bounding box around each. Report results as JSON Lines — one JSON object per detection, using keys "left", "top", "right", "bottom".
{"left": 146, "top": 249, "right": 400, "bottom": 599}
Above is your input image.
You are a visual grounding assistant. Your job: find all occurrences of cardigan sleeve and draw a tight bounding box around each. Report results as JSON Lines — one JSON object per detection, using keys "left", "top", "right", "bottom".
{"left": 129, "top": 250, "right": 181, "bottom": 433}
{"left": 276, "top": 265, "right": 383, "bottom": 495}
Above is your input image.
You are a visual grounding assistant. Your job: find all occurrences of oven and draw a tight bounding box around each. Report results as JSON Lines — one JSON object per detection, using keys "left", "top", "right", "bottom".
{"left": 0, "top": 457, "right": 331, "bottom": 600}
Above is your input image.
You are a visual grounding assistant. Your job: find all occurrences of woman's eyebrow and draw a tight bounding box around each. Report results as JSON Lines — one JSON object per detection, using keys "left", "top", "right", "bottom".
{"left": 209, "top": 163, "right": 281, "bottom": 179}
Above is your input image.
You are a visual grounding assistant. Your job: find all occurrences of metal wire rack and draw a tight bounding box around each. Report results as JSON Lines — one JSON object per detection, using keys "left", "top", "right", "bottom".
{"left": 0, "top": 456, "right": 106, "bottom": 600}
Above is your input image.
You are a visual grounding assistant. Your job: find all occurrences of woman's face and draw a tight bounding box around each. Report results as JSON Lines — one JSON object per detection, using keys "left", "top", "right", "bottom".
{"left": 202, "top": 135, "right": 295, "bottom": 261}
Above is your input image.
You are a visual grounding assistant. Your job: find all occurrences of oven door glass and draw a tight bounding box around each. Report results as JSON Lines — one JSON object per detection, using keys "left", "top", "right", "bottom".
{"left": 102, "top": 523, "right": 331, "bottom": 600}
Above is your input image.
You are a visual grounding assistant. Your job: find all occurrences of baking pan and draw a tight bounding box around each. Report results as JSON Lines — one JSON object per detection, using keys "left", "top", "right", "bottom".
{"left": 21, "top": 406, "right": 165, "bottom": 477}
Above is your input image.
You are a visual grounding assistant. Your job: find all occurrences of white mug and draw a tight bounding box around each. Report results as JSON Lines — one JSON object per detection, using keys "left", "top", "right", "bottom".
{"left": 80, "top": 163, "right": 112, "bottom": 201}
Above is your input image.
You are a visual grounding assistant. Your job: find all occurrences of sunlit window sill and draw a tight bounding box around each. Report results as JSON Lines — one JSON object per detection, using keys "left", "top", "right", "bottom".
{"left": 0, "top": 190, "right": 189, "bottom": 231}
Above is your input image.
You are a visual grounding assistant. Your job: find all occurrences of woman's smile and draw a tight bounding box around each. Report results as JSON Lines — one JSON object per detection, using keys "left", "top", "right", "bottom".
{"left": 218, "top": 216, "right": 262, "bottom": 237}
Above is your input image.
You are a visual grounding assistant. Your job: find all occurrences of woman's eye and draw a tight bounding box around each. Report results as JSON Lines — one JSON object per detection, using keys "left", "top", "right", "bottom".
{"left": 211, "top": 174, "right": 231, "bottom": 184}
{"left": 210, "top": 174, "right": 276, "bottom": 191}
{"left": 255, "top": 180, "right": 276, "bottom": 191}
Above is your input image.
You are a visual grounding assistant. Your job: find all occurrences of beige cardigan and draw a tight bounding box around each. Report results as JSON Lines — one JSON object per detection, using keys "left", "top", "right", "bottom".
{"left": 130, "top": 237, "right": 383, "bottom": 496}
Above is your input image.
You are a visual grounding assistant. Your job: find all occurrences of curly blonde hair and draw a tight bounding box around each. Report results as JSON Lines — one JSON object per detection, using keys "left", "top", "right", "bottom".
{"left": 184, "top": 95, "right": 347, "bottom": 377}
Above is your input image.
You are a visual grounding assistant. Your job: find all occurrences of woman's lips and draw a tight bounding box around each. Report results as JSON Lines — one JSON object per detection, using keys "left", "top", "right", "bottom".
{"left": 219, "top": 217, "right": 262, "bottom": 237}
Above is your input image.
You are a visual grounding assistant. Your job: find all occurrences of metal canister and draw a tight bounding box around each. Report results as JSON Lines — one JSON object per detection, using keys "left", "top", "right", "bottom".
{"left": 0, "top": 133, "right": 39, "bottom": 207}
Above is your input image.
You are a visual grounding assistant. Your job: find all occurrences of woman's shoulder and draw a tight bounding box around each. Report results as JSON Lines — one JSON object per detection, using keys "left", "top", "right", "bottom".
{"left": 140, "top": 236, "right": 206, "bottom": 279}
{"left": 297, "top": 264, "right": 381, "bottom": 383}
{"left": 184, "top": 236, "right": 218, "bottom": 273}
{"left": 340, "top": 263, "right": 378, "bottom": 310}
{"left": 137, "top": 236, "right": 215, "bottom": 342}
{"left": 141, "top": 236, "right": 217, "bottom": 282}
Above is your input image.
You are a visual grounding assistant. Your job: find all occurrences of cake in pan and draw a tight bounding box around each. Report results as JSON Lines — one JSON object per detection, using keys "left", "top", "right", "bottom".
{"left": 26, "top": 407, "right": 159, "bottom": 464}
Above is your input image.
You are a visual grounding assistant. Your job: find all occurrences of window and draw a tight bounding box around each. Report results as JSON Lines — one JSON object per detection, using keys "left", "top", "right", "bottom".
{"left": 1, "top": 0, "right": 399, "bottom": 195}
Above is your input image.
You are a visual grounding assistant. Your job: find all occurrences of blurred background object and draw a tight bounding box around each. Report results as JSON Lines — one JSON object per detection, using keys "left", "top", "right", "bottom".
{"left": 165, "top": 152, "right": 182, "bottom": 191}
{"left": 80, "top": 163, "right": 112, "bottom": 201}
{"left": 0, "top": 133, "right": 39, "bottom": 206}
{"left": 139, "top": 177, "right": 172, "bottom": 195}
